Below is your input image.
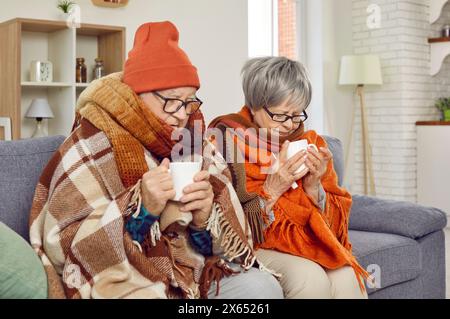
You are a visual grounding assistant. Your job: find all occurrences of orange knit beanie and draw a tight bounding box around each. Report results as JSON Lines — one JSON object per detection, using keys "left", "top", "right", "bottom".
{"left": 124, "top": 21, "right": 200, "bottom": 94}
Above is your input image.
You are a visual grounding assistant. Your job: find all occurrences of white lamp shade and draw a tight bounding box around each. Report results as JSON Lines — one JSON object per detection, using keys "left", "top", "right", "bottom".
{"left": 25, "top": 99, "right": 54, "bottom": 119}
{"left": 339, "top": 55, "right": 383, "bottom": 85}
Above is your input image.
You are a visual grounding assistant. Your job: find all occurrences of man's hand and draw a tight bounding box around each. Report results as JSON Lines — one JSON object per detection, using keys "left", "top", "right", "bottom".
{"left": 141, "top": 158, "right": 176, "bottom": 216}
{"left": 180, "top": 170, "right": 214, "bottom": 229}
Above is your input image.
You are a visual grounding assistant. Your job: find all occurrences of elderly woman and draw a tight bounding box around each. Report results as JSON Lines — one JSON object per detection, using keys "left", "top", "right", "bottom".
{"left": 29, "top": 22, "right": 283, "bottom": 299}
{"left": 209, "top": 57, "right": 370, "bottom": 299}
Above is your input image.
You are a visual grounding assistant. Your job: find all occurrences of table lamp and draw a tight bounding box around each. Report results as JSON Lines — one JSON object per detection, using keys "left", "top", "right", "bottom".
{"left": 25, "top": 99, "right": 55, "bottom": 138}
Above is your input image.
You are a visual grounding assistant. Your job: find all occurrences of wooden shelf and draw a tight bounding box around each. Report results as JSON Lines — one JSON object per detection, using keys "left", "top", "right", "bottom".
{"left": 428, "top": 37, "right": 450, "bottom": 43}
{"left": 0, "top": 18, "right": 126, "bottom": 140}
{"left": 77, "top": 23, "right": 125, "bottom": 36}
{"left": 1, "top": 18, "right": 125, "bottom": 35}
{"left": 416, "top": 121, "right": 450, "bottom": 126}
{"left": 0, "top": 18, "right": 67, "bottom": 33}
{"left": 22, "top": 81, "right": 72, "bottom": 88}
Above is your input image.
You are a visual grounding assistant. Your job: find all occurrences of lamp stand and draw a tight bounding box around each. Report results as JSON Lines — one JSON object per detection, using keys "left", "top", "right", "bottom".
{"left": 356, "top": 84, "right": 376, "bottom": 196}
{"left": 31, "top": 118, "right": 47, "bottom": 138}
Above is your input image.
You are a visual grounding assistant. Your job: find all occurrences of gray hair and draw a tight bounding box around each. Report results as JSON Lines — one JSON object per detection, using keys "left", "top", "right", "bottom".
{"left": 241, "top": 56, "right": 312, "bottom": 111}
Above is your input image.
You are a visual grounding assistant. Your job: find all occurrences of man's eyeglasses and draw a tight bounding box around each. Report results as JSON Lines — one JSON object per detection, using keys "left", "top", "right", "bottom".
{"left": 153, "top": 92, "right": 203, "bottom": 115}
{"left": 263, "top": 106, "right": 308, "bottom": 124}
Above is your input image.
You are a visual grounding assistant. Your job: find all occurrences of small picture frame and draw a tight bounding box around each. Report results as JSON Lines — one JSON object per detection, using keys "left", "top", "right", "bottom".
{"left": 0, "top": 117, "right": 12, "bottom": 141}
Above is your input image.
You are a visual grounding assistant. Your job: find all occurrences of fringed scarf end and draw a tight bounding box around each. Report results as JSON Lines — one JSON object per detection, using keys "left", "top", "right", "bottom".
{"left": 350, "top": 258, "right": 373, "bottom": 295}
{"left": 242, "top": 199, "right": 267, "bottom": 246}
{"left": 126, "top": 179, "right": 142, "bottom": 218}
{"left": 207, "top": 202, "right": 260, "bottom": 272}
{"left": 199, "top": 256, "right": 239, "bottom": 299}
{"left": 150, "top": 221, "right": 161, "bottom": 247}
{"left": 206, "top": 202, "right": 222, "bottom": 238}
{"left": 258, "top": 259, "right": 283, "bottom": 279}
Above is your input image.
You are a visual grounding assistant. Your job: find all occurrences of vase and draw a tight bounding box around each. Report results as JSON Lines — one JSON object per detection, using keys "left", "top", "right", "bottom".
{"left": 60, "top": 12, "right": 70, "bottom": 22}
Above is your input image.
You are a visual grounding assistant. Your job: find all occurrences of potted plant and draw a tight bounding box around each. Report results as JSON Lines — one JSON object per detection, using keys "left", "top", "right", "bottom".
{"left": 435, "top": 97, "right": 450, "bottom": 121}
{"left": 57, "top": 0, "right": 75, "bottom": 20}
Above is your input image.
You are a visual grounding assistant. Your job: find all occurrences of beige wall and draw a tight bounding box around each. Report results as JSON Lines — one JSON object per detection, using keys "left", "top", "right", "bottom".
{"left": 0, "top": 0, "right": 248, "bottom": 123}
{"left": 322, "top": 0, "right": 355, "bottom": 189}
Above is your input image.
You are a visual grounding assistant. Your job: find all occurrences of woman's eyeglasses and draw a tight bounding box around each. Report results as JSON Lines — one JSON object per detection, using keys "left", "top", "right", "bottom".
{"left": 153, "top": 92, "right": 203, "bottom": 115}
{"left": 263, "top": 106, "right": 308, "bottom": 124}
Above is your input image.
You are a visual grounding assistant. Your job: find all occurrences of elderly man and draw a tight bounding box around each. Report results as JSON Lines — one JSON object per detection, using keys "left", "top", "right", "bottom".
{"left": 29, "top": 22, "right": 283, "bottom": 299}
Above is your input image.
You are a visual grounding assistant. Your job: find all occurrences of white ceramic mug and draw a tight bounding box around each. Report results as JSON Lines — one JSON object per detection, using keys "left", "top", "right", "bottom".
{"left": 169, "top": 161, "right": 203, "bottom": 201}
{"left": 287, "top": 140, "right": 318, "bottom": 189}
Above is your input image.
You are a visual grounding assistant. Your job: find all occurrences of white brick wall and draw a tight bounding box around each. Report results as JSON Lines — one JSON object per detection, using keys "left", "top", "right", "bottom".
{"left": 351, "top": 0, "right": 450, "bottom": 202}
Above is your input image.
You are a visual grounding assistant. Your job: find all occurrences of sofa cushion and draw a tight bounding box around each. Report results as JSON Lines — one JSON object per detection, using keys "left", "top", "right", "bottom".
{"left": 349, "top": 230, "right": 422, "bottom": 294}
{"left": 0, "top": 222, "right": 47, "bottom": 298}
{"left": 323, "top": 135, "right": 344, "bottom": 187}
{"left": 350, "top": 194, "right": 448, "bottom": 239}
{"left": 0, "top": 136, "right": 65, "bottom": 241}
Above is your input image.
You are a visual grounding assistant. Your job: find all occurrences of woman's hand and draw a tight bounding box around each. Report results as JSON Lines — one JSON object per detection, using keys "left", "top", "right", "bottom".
{"left": 263, "top": 140, "right": 309, "bottom": 202}
{"left": 141, "top": 158, "right": 176, "bottom": 217}
{"left": 302, "top": 146, "right": 333, "bottom": 199}
{"left": 180, "top": 170, "right": 214, "bottom": 229}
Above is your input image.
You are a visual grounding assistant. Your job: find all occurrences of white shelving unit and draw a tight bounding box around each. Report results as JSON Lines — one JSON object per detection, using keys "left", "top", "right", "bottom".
{"left": 429, "top": 0, "right": 450, "bottom": 76}
{"left": 75, "top": 83, "right": 90, "bottom": 88}
{"left": 21, "top": 82, "right": 72, "bottom": 87}
{"left": 429, "top": 37, "right": 450, "bottom": 76}
{"left": 0, "top": 18, "right": 125, "bottom": 140}
{"left": 431, "top": 0, "right": 449, "bottom": 24}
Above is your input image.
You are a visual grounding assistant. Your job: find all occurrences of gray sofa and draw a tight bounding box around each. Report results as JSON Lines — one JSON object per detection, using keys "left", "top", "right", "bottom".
{"left": 0, "top": 135, "right": 447, "bottom": 299}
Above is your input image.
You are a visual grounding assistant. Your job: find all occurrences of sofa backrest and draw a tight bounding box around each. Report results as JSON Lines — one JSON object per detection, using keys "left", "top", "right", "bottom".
{"left": 0, "top": 136, "right": 66, "bottom": 241}
{"left": 0, "top": 134, "right": 344, "bottom": 242}
{"left": 323, "top": 135, "right": 344, "bottom": 187}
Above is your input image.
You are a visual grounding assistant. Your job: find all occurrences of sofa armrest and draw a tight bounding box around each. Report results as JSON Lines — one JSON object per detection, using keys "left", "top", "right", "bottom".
{"left": 349, "top": 194, "right": 448, "bottom": 239}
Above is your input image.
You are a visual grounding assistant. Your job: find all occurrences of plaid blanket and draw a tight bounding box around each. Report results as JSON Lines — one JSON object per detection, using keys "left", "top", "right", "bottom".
{"left": 29, "top": 119, "right": 264, "bottom": 299}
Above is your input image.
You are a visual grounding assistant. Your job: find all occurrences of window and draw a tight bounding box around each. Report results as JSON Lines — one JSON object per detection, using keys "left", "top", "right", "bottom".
{"left": 248, "top": 0, "right": 301, "bottom": 59}
{"left": 248, "top": 0, "right": 276, "bottom": 57}
{"left": 278, "top": 0, "right": 297, "bottom": 60}
{"left": 248, "top": 0, "right": 323, "bottom": 133}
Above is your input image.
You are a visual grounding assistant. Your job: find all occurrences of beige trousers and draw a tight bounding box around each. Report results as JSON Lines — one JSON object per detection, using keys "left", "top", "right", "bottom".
{"left": 256, "top": 249, "right": 368, "bottom": 299}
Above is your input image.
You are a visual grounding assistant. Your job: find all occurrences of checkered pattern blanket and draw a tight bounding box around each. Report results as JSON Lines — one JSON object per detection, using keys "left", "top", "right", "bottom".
{"left": 28, "top": 119, "right": 263, "bottom": 299}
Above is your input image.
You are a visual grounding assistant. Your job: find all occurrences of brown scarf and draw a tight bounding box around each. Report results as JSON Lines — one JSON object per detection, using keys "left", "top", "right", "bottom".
{"left": 75, "top": 72, "right": 205, "bottom": 188}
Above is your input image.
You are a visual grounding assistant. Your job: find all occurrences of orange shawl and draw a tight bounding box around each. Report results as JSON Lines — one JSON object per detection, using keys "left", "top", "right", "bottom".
{"left": 209, "top": 106, "right": 371, "bottom": 293}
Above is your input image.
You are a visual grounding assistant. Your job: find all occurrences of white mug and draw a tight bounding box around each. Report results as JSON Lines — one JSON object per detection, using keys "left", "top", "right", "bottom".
{"left": 169, "top": 161, "right": 203, "bottom": 201}
{"left": 287, "top": 140, "right": 318, "bottom": 189}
